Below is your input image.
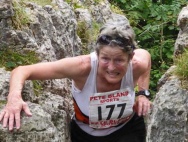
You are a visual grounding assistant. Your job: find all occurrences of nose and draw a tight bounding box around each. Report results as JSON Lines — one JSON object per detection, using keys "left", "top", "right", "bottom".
{"left": 108, "top": 60, "right": 116, "bottom": 70}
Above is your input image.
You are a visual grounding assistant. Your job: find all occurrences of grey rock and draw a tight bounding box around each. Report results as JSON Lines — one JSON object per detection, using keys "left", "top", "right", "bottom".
{"left": 147, "top": 77, "right": 188, "bottom": 142}
{"left": 175, "top": 5, "right": 188, "bottom": 56}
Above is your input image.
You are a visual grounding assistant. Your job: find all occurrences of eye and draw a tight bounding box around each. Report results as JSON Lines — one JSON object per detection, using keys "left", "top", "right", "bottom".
{"left": 101, "top": 57, "right": 110, "bottom": 63}
{"left": 114, "top": 59, "right": 124, "bottom": 64}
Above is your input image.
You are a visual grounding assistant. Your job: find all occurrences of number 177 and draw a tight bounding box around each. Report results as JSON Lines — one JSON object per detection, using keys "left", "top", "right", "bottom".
{"left": 97, "top": 103, "right": 126, "bottom": 121}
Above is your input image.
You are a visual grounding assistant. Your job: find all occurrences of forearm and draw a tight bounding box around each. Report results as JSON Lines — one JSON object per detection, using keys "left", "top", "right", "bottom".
{"left": 0, "top": 66, "right": 32, "bottom": 130}
{"left": 134, "top": 65, "right": 151, "bottom": 116}
{"left": 9, "top": 66, "right": 30, "bottom": 97}
{"left": 137, "top": 70, "right": 150, "bottom": 90}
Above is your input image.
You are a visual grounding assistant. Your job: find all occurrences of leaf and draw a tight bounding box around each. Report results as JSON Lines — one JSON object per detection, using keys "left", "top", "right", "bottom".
{"left": 120, "top": 0, "right": 126, "bottom": 3}
{"left": 6, "top": 62, "right": 16, "bottom": 68}
{"left": 168, "top": 25, "right": 175, "bottom": 30}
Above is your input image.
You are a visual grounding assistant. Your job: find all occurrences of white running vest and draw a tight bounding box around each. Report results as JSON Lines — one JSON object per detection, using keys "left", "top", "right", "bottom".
{"left": 72, "top": 52, "right": 135, "bottom": 136}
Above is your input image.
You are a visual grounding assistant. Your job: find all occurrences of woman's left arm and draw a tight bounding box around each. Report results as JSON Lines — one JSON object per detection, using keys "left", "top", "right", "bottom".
{"left": 132, "top": 49, "right": 152, "bottom": 116}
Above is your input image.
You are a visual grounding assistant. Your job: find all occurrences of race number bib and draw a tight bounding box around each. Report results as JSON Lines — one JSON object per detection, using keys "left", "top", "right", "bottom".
{"left": 89, "top": 88, "right": 134, "bottom": 129}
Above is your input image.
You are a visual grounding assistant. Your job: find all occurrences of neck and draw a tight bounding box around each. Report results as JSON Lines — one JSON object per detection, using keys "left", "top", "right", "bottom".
{"left": 96, "top": 75, "right": 121, "bottom": 92}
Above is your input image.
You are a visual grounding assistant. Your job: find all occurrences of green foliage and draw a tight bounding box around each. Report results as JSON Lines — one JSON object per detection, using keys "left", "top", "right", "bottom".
{"left": 65, "top": 0, "right": 84, "bottom": 9}
{"left": 90, "top": 21, "right": 102, "bottom": 42}
{"left": 0, "top": 48, "right": 40, "bottom": 71}
{"left": 32, "top": 80, "right": 44, "bottom": 96}
{"left": 12, "top": 0, "right": 31, "bottom": 29}
{"left": 110, "top": 3, "right": 125, "bottom": 15}
{"left": 0, "top": 100, "right": 7, "bottom": 105}
{"left": 174, "top": 49, "right": 188, "bottom": 80}
{"left": 12, "top": 0, "right": 55, "bottom": 29}
{"left": 65, "top": 0, "right": 104, "bottom": 9}
{"left": 24, "top": 0, "right": 52, "bottom": 6}
{"left": 109, "top": 0, "right": 187, "bottom": 94}
{"left": 77, "top": 20, "right": 101, "bottom": 54}
{"left": 77, "top": 21, "right": 90, "bottom": 54}
{"left": 82, "top": 0, "right": 104, "bottom": 5}
{"left": 174, "top": 49, "right": 188, "bottom": 89}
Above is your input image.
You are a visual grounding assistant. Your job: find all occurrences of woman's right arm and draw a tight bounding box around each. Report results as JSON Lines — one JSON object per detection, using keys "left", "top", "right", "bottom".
{"left": 0, "top": 54, "right": 91, "bottom": 131}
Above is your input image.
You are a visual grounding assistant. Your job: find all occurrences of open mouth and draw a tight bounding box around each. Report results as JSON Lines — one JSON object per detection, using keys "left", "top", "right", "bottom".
{"left": 107, "top": 71, "right": 119, "bottom": 77}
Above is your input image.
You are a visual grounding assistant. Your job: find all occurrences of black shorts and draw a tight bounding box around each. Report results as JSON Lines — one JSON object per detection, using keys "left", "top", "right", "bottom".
{"left": 70, "top": 113, "right": 146, "bottom": 142}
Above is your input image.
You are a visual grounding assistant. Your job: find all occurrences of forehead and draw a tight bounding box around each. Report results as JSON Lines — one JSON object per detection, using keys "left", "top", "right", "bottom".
{"left": 99, "top": 46, "right": 129, "bottom": 58}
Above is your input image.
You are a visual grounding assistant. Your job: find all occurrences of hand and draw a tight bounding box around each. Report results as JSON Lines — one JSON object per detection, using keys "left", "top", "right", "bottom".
{"left": 0, "top": 93, "right": 32, "bottom": 131}
{"left": 133, "top": 95, "right": 152, "bottom": 116}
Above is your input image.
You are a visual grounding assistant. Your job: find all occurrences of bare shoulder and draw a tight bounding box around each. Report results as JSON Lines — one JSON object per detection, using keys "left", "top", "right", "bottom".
{"left": 68, "top": 54, "right": 91, "bottom": 78}
{"left": 77, "top": 54, "right": 91, "bottom": 74}
{"left": 132, "top": 49, "right": 151, "bottom": 74}
{"left": 69, "top": 54, "right": 91, "bottom": 89}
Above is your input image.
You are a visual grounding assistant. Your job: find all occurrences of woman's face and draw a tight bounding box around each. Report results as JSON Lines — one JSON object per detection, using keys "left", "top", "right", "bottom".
{"left": 97, "top": 46, "right": 131, "bottom": 84}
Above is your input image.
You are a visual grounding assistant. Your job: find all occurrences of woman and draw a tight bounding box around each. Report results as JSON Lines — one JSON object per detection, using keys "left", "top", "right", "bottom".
{"left": 0, "top": 21, "right": 151, "bottom": 142}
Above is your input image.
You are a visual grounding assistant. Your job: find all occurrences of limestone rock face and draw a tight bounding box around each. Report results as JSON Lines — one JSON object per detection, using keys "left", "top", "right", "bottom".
{"left": 175, "top": 5, "right": 188, "bottom": 56}
{"left": 146, "top": 72, "right": 188, "bottom": 142}
{"left": 0, "top": 68, "right": 73, "bottom": 142}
